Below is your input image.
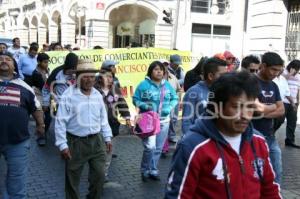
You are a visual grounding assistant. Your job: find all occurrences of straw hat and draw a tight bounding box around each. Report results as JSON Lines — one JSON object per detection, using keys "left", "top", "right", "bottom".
{"left": 76, "top": 59, "right": 98, "bottom": 73}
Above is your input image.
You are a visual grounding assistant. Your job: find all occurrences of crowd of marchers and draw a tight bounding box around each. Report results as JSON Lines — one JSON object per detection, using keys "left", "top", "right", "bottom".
{"left": 1, "top": 37, "right": 300, "bottom": 199}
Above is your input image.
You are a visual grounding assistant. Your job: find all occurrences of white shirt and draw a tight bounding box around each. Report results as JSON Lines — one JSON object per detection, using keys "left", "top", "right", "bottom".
{"left": 220, "top": 132, "right": 242, "bottom": 155}
{"left": 273, "top": 75, "right": 291, "bottom": 102}
{"left": 7, "top": 46, "right": 26, "bottom": 63}
{"left": 55, "top": 85, "right": 112, "bottom": 151}
{"left": 283, "top": 70, "right": 300, "bottom": 104}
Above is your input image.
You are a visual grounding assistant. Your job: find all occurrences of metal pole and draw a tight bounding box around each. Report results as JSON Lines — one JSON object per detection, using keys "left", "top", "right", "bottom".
{"left": 210, "top": 18, "right": 214, "bottom": 56}
{"left": 79, "top": 12, "right": 81, "bottom": 47}
{"left": 173, "top": 0, "right": 180, "bottom": 49}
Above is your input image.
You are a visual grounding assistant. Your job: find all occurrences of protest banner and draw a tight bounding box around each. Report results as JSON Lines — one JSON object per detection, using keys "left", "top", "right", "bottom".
{"left": 47, "top": 47, "right": 201, "bottom": 120}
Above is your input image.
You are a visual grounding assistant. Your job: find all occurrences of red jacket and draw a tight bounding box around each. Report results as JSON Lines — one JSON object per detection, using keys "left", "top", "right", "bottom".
{"left": 165, "top": 118, "right": 281, "bottom": 199}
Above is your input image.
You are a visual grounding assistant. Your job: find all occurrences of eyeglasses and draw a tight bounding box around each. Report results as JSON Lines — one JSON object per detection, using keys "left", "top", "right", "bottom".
{"left": 249, "top": 69, "right": 259, "bottom": 73}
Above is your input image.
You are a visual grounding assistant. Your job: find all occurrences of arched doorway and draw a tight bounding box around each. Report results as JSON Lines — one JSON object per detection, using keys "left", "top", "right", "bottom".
{"left": 109, "top": 4, "right": 157, "bottom": 48}
{"left": 51, "top": 11, "right": 61, "bottom": 43}
{"left": 23, "top": 18, "right": 30, "bottom": 45}
{"left": 31, "top": 16, "right": 38, "bottom": 44}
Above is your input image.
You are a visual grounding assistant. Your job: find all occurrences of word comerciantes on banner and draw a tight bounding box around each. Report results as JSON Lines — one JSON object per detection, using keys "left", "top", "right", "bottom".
{"left": 47, "top": 47, "right": 201, "bottom": 118}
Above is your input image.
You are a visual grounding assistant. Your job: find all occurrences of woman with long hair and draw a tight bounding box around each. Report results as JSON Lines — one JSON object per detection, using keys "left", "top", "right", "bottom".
{"left": 133, "top": 61, "right": 178, "bottom": 181}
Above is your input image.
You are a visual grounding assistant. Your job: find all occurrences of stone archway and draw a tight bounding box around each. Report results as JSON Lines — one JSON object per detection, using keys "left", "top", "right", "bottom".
{"left": 40, "top": 13, "right": 49, "bottom": 44}
{"left": 109, "top": 4, "right": 157, "bottom": 48}
{"left": 50, "top": 11, "right": 61, "bottom": 43}
{"left": 30, "top": 16, "right": 38, "bottom": 44}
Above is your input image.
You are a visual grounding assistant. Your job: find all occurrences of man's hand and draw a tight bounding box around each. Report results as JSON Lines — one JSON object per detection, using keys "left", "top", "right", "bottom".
{"left": 36, "top": 123, "right": 45, "bottom": 136}
{"left": 61, "top": 148, "right": 72, "bottom": 160}
{"left": 106, "top": 141, "right": 112, "bottom": 153}
{"left": 255, "top": 99, "right": 265, "bottom": 113}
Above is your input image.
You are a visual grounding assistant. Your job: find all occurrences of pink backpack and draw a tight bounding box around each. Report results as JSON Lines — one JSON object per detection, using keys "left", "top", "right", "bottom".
{"left": 134, "top": 86, "right": 165, "bottom": 138}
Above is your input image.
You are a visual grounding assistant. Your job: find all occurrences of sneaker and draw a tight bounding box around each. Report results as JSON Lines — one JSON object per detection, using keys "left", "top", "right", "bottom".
{"left": 36, "top": 137, "right": 46, "bottom": 146}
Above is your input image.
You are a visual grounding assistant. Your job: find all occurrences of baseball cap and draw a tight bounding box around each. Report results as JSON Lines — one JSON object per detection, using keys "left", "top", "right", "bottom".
{"left": 170, "top": 54, "right": 182, "bottom": 65}
{"left": 101, "top": 60, "right": 119, "bottom": 69}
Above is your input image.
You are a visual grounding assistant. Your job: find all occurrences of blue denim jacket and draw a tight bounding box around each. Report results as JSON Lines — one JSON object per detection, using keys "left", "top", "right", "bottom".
{"left": 182, "top": 81, "right": 209, "bottom": 134}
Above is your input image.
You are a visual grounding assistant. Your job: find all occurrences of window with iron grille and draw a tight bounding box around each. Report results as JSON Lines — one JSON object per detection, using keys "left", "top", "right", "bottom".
{"left": 191, "top": 0, "right": 230, "bottom": 14}
{"left": 285, "top": 0, "right": 300, "bottom": 61}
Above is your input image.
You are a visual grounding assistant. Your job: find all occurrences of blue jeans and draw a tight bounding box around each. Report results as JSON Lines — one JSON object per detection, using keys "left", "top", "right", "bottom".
{"left": 265, "top": 135, "right": 282, "bottom": 184}
{"left": 168, "top": 104, "right": 179, "bottom": 140}
{"left": 0, "top": 139, "right": 30, "bottom": 199}
{"left": 141, "top": 121, "right": 170, "bottom": 176}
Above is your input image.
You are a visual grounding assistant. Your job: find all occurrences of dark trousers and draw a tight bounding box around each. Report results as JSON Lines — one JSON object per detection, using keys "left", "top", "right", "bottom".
{"left": 284, "top": 103, "right": 298, "bottom": 144}
{"left": 65, "top": 133, "right": 106, "bottom": 199}
{"left": 273, "top": 103, "right": 298, "bottom": 144}
{"left": 44, "top": 109, "right": 52, "bottom": 133}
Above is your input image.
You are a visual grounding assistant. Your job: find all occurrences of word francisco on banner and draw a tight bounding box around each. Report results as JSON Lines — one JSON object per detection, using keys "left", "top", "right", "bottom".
{"left": 46, "top": 47, "right": 202, "bottom": 119}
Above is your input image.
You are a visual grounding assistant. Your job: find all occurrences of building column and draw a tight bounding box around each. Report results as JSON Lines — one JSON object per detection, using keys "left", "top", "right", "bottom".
{"left": 85, "top": 19, "right": 109, "bottom": 49}
{"left": 246, "top": 0, "right": 288, "bottom": 57}
{"left": 38, "top": 26, "right": 47, "bottom": 45}
{"left": 49, "top": 24, "right": 58, "bottom": 43}
{"left": 61, "top": 22, "right": 75, "bottom": 46}
{"left": 30, "top": 27, "right": 38, "bottom": 43}
{"left": 155, "top": 24, "right": 173, "bottom": 49}
{"left": 229, "top": 0, "right": 246, "bottom": 59}
{"left": 19, "top": 28, "right": 29, "bottom": 46}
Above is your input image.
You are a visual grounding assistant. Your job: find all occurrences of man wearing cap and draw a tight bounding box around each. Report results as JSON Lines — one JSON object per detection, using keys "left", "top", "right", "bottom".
{"left": 101, "top": 60, "right": 121, "bottom": 88}
{"left": 161, "top": 59, "right": 181, "bottom": 150}
{"left": 167, "top": 55, "right": 185, "bottom": 143}
{"left": 168, "top": 54, "right": 185, "bottom": 87}
{"left": 55, "top": 59, "right": 113, "bottom": 199}
{"left": 0, "top": 52, "right": 45, "bottom": 198}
